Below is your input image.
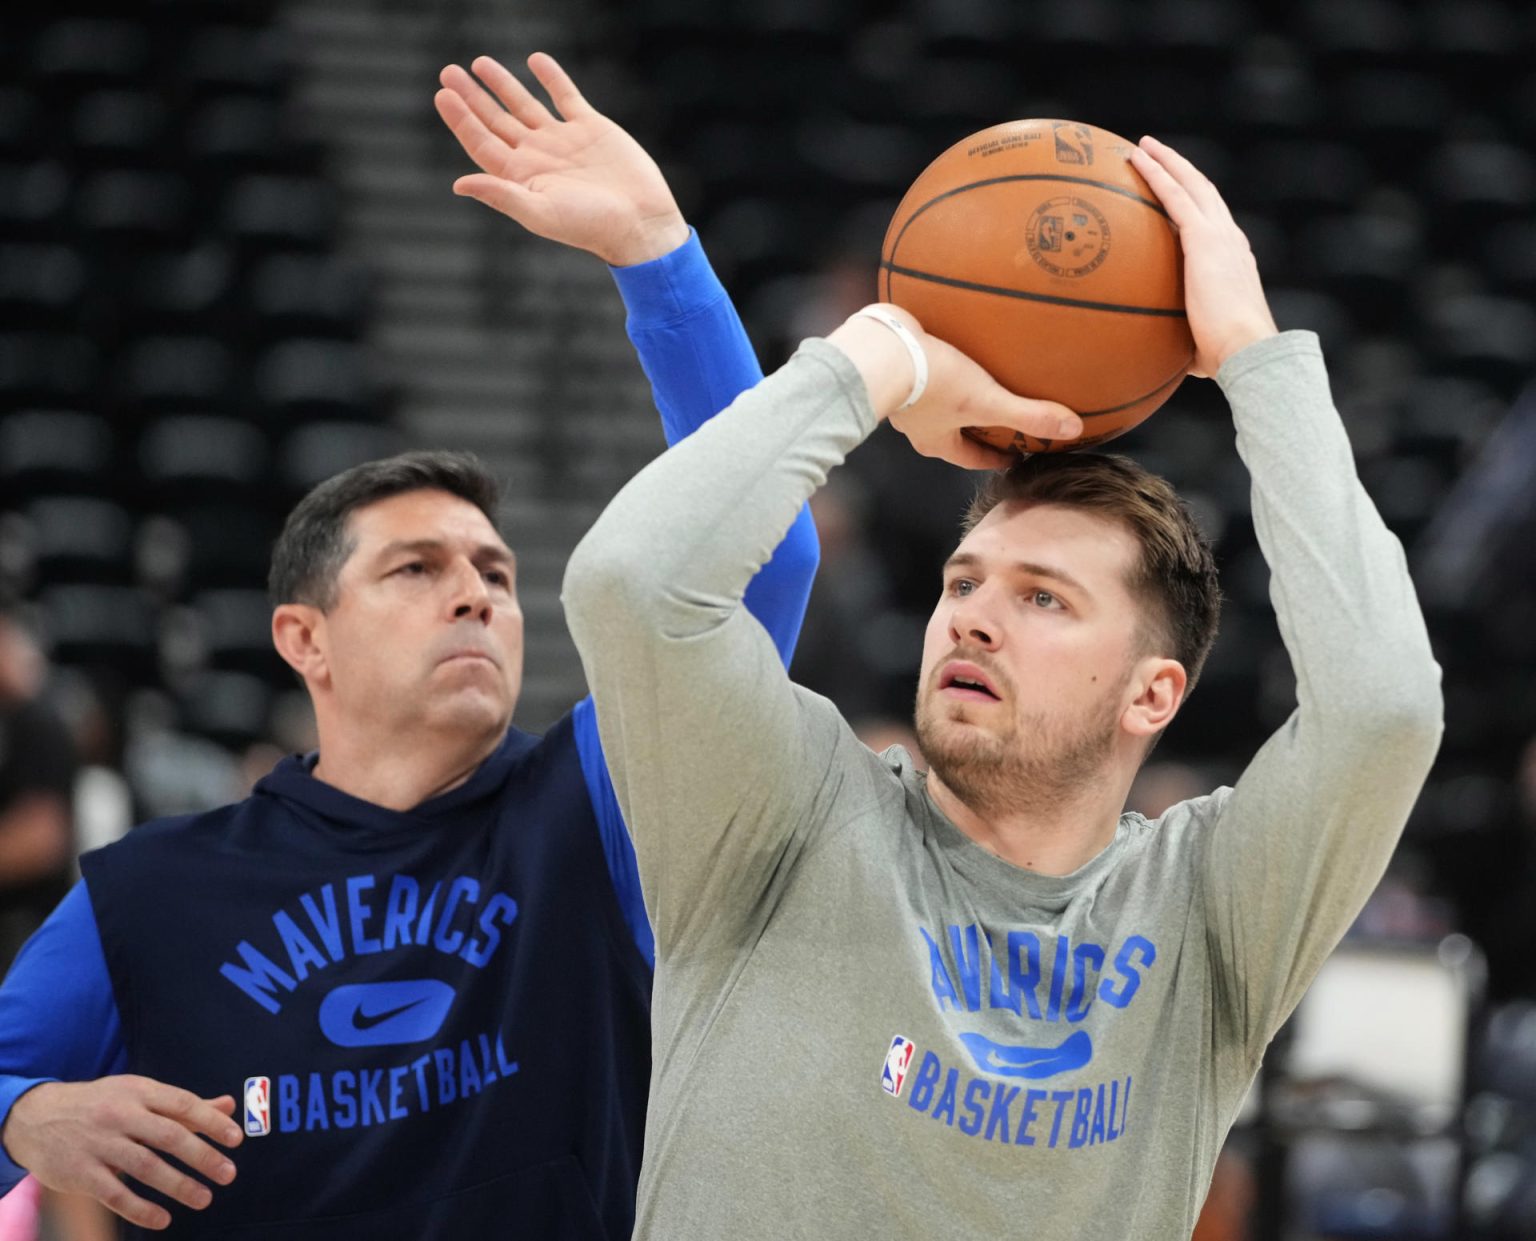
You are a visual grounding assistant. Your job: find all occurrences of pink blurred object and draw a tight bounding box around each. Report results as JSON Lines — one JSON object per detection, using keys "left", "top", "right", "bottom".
{"left": 0, "top": 1174, "right": 40, "bottom": 1241}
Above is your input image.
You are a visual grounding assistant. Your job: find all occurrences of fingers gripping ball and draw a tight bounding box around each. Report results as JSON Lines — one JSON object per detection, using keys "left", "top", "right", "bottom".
{"left": 880, "top": 121, "right": 1194, "bottom": 454}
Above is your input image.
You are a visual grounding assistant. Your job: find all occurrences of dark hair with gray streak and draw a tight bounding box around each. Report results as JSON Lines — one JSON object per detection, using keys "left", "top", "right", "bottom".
{"left": 268, "top": 450, "right": 502, "bottom": 609}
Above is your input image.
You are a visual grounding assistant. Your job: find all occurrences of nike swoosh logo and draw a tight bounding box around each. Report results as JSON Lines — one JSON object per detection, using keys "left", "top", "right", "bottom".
{"left": 353, "top": 998, "right": 427, "bottom": 1031}
{"left": 318, "top": 979, "right": 456, "bottom": 1049}
{"left": 958, "top": 1029, "right": 1094, "bottom": 1080}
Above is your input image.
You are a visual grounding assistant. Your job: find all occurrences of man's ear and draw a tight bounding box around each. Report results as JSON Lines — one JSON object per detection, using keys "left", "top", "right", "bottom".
{"left": 272, "top": 603, "right": 329, "bottom": 690}
{"left": 1122, "top": 657, "right": 1187, "bottom": 739}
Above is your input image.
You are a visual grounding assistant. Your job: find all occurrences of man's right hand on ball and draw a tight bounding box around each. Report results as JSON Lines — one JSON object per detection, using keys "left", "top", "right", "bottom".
{"left": 2, "top": 1077, "right": 242, "bottom": 1230}
{"left": 828, "top": 305, "right": 1082, "bottom": 471}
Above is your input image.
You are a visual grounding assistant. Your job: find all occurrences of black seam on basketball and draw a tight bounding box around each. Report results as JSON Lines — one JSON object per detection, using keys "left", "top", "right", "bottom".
{"left": 1076, "top": 351, "right": 1192, "bottom": 417}
{"left": 886, "top": 172, "right": 1172, "bottom": 267}
{"left": 882, "top": 261, "right": 1187, "bottom": 319}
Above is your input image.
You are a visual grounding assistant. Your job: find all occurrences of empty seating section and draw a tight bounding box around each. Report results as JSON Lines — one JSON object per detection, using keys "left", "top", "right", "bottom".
{"left": 0, "top": 6, "right": 383, "bottom": 748}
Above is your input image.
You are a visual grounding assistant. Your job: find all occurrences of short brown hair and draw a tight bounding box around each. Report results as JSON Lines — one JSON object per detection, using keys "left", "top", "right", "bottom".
{"left": 269, "top": 450, "right": 502, "bottom": 609}
{"left": 964, "top": 453, "right": 1222, "bottom": 688}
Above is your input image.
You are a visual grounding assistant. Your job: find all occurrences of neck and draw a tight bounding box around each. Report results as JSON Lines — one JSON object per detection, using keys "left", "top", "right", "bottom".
{"left": 311, "top": 722, "right": 506, "bottom": 811}
{"left": 925, "top": 766, "right": 1131, "bottom": 876}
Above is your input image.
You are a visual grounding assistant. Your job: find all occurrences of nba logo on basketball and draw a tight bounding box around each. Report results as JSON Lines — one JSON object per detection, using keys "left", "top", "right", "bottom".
{"left": 244, "top": 1075, "right": 271, "bottom": 1137}
{"left": 881, "top": 1036, "right": 916, "bottom": 1097}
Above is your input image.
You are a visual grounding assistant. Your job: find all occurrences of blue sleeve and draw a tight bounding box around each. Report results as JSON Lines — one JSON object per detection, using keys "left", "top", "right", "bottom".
{"left": 573, "top": 698, "right": 654, "bottom": 969}
{"left": 580, "top": 232, "right": 821, "bottom": 964}
{"left": 609, "top": 229, "right": 820, "bottom": 666}
{"left": 0, "top": 881, "right": 127, "bottom": 1192}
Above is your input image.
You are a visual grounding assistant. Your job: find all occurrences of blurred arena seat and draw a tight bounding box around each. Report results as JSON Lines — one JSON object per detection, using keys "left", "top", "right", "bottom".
{"left": 0, "top": 243, "right": 88, "bottom": 329}
{"left": 0, "top": 411, "right": 115, "bottom": 502}
{"left": 276, "top": 421, "right": 407, "bottom": 493}
{"left": 69, "top": 89, "right": 171, "bottom": 169}
{"left": 0, "top": 161, "right": 71, "bottom": 241}
{"left": 222, "top": 173, "right": 336, "bottom": 251}
{"left": 244, "top": 252, "right": 368, "bottom": 340}
{"left": 187, "top": 589, "right": 285, "bottom": 681}
{"left": 137, "top": 415, "right": 270, "bottom": 507}
{"left": 39, "top": 583, "right": 159, "bottom": 685}
{"left": 126, "top": 244, "right": 239, "bottom": 330}
{"left": 118, "top": 335, "right": 236, "bottom": 416}
{"left": 1271, "top": 937, "right": 1485, "bottom": 1237}
{"left": 254, "top": 338, "right": 373, "bottom": 423}
{"left": 76, "top": 169, "right": 192, "bottom": 243}
{"left": 28, "top": 19, "right": 151, "bottom": 92}
{"left": 23, "top": 497, "right": 135, "bottom": 586}
{"left": 0, "top": 87, "right": 43, "bottom": 160}
{"left": 0, "top": 332, "right": 98, "bottom": 405}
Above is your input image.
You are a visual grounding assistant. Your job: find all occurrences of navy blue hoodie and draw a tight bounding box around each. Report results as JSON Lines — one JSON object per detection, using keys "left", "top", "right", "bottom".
{"left": 81, "top": 716, "right": 650, "bottom": 1240}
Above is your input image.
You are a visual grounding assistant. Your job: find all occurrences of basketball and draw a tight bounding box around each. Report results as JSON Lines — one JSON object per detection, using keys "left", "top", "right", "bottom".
{"left": 879, "top": 120, "right": 1194, "bottom": 454}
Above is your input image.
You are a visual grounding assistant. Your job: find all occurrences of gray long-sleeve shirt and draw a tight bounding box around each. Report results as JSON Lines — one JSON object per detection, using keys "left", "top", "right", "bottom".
{"left": 563, "top": 331, "right": 1443, "bottom": 1240}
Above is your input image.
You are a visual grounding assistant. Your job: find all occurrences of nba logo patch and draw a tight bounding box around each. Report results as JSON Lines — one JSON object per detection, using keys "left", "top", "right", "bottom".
{"left": 243, "top": 1076, "right": 270, "bottom": 1137}
{"left": 881, "top": 1036, "right": 915, "bottom": 1097}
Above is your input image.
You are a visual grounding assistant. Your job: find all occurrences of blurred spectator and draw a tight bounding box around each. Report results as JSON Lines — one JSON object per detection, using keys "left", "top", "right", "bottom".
{"left": 1416, "top": 376, "right": 1536, "bottom": 624}
{"left": 1348, "top": 852, "right": 1456, "bottom": 943}
{"left": 1125, "top": 759, "right": 1208, "bottom": 818}
{"left": 0, "top": 1176, "right": 39, "bottom": 1241}
{"left": 120, "top": 689, "right": 243, "bottom": 818}
{"left": 49, "top": 671, "right": 132, "bottom": 858}
{"left": 852, "top": 715, "right": 922, "bottom": 764}
{"left": 0, "top": 610, "right": 75, "bottom": 974}
{"left": 1477, "top": 735, "right": 1536, "bottom": 1001}
{"left": 1193, "top": 1146, "right": 1257, "bottom": 1241}
{"left": 792, "top": 477, "right": 899, "bottom": 718}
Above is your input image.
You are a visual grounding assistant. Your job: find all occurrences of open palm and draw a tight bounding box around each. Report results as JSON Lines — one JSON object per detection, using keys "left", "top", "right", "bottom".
{"left": 435, "top": 53, "right": 688, "bottom": 266}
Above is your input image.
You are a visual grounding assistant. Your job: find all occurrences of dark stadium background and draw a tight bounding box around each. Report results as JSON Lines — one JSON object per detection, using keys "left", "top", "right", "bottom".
{"left": 2, "top": 0, "right": 1534, "bottom": 1236}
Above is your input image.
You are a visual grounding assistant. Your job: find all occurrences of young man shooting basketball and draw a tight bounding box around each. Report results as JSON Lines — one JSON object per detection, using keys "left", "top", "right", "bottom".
{"left": 564, "top": 137, "right": 1443, "bottom": 1238}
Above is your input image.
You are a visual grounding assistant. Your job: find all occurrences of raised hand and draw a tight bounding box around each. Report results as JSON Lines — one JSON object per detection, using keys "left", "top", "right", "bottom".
{"left": 435, "top": 53, "right": 689, "bottom": 266}
{"left": 1129, "top": 136, "right": 1278, "bottom": 378}
{"left": 827, "top": 306, "right": 1082, "bottom": 471}
{"left": 3, "top": 1077, "right": 242, "bottom": 1230}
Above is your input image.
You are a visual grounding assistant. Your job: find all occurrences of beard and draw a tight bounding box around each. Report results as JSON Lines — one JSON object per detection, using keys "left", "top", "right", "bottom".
{"left": 914, "top": 664, "right": 1124, "bottom": 820}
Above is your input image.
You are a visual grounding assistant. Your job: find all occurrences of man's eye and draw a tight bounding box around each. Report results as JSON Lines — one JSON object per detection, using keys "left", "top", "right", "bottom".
{"left": 484, "top": 570, "right": 511, "bottom": 588}
{"left": 950, "top": 579, "right": 975, "bottom": 597}
{"left": 398, "top": 562, "right": 427, "bottom": 576}
{"left": 1032, "top": 590, "right": 1060, "bottom": 609}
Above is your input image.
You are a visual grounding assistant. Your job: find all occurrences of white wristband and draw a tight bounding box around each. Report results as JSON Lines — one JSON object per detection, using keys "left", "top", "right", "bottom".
{"left": 852, "top": 307, "right": 928, "bottom": 410}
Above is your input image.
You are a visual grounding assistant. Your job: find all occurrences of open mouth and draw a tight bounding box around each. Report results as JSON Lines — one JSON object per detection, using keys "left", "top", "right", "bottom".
{"left": 939, "top": 662, "right": 1001, "bottom": 702}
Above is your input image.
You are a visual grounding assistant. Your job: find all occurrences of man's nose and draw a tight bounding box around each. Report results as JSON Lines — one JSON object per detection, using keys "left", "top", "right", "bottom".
{"left": 449, "top": 561, "right": 493, "bottom": 622}
{"left": 948, "top": 590, "right": 1000, "bottom": 650}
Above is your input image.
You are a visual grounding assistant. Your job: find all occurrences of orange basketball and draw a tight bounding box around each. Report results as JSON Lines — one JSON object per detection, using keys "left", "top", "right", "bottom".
{"left": 879, "top": 120, "right": 1194, "bottom": 454}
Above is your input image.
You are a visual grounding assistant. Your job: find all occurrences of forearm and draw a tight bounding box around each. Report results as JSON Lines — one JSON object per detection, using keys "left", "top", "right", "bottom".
{"left": 1207, "top": 332, "right": 1443, "bottom": 1057}
{"left": 1221, "top": 331, "right": 1443, "bottom": 729}
{"left": 0, "top": 885, "right": 127, "bottom": 1184}
{"left": 611, "top": 229, "right": 764, "bottom": 444}
{"left": 563, "top": 342, "right": 873, "bottom": 950}
{"left": 612, "top": 230, "right": 822, "bottom": 662}
{"left": 565, "top": 338, "right": 874, "bottom": 648}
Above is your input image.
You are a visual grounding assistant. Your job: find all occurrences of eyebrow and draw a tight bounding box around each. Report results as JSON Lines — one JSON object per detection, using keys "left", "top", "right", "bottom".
{"left": 942, "top": 551, "right": 1089, "bottom": 596}
{"left": 373, "top": 538, "right": 516, "bottom": 569}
